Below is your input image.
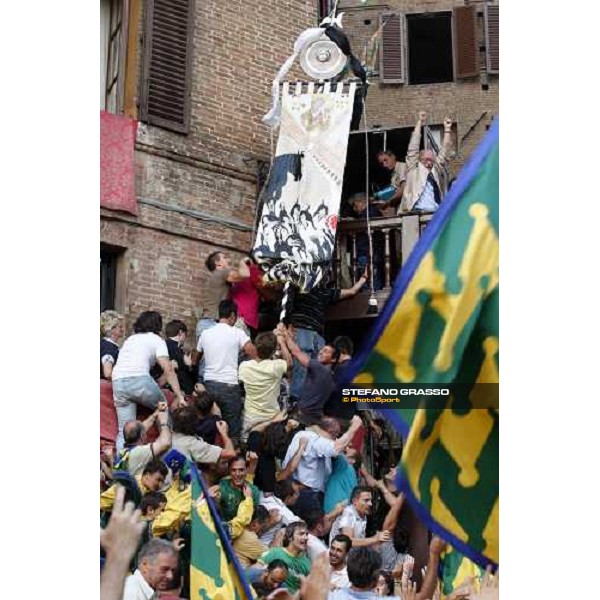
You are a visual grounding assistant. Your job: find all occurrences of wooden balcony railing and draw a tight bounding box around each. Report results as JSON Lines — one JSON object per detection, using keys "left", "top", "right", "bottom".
{"left": 326, "top": 211, "right": 434, "bottom": 321}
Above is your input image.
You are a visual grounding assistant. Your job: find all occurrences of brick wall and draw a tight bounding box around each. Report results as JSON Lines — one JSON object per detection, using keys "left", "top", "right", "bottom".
{"left": 101, "top": 0, "right": 498, "bottom": 335}
{"left": 340, "top": 0, "right": 499, "bottom": 174}
{"left": 101, "top": 0, "right": 318, "bottom": 337}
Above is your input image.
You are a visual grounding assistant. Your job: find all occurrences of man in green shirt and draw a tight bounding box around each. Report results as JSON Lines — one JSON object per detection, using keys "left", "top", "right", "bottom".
{"left": 218, "top": 454, "right": 260, "bottom": 522}
{"left": 258, "top": 521, "right": 311, "bottom": 593}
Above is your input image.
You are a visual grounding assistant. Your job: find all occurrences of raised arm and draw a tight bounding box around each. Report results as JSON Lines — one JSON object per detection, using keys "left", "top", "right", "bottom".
{"left": 275, "top": 324, "right": 293, "bottom": 374}
{"left": 215, "top": 420, "right": 237, "bottom": 460}
{"left": 150, "top": 402, "right": 172, "bottom": 456}
{"left": 282, "top": 328, "right": 311, "bottom": 368}
{"left": 381, "top": 492, "right": 405, "bottom": 532}
{"left": 339, "top": 272, "right": 367, "bottom": 300}
{"left": 277, "top": 436, "right": 308, "bottom": 481}
{"left": 406, "top": 111, "right": 426, "bottom": 171}
{"left": 100, "top": 487, "right": 146, "bottom": 600}
{"left": 324, "top": 500, "right": 347, "bottom": 528}
{"left": 226, "top": 258, "right": 251, "bottom": 283}
{"left": 416, "top": 536, "right": 446, "bottom": 600}
{"left": 333, "top": 415, "right": 363, "bottom": 453}
{"left": 248, "top": 410, "right": 287, "bottom": 435}
{"left": 156, "top": 356, "right": 186, "bottom": 407}
{"left": 436, "top": 117, "right": 454, "bottom": 169}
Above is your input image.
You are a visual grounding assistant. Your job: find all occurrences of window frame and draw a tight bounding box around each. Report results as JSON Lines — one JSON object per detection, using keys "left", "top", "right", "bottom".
{"left": 405, "top": 10, "right": 454, "bottom": 86}
{"left": 101, "top": 0, "right": 129, "bottom": 114}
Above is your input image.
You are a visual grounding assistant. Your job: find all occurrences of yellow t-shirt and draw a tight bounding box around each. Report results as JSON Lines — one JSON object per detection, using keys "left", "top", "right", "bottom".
{"left": 239, "top": 358, "right": 287, "bottom": 420}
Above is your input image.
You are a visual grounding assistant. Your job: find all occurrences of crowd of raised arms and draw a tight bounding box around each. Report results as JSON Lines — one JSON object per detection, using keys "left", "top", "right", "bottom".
{"left": 99, "top": 112, "right": 497, "bottom": 600}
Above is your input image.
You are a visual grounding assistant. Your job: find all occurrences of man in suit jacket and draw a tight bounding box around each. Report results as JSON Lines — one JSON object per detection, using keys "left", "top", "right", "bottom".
{"left": 400, "top": 111, "right": 454, "bottom": 214}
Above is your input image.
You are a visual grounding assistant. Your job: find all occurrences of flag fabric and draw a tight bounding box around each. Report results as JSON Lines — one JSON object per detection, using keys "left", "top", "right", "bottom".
{"left": 346, "top": 120, "right": 499, "bottom": 568}
{"left": 190, "top": 465, "right": 255, "bottom": 600}
{"left": 439, "top": 546, "right": 483, "bottom": 598}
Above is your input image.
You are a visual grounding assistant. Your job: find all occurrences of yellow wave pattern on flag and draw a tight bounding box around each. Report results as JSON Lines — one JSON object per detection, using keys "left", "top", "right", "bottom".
{"left": 190, "top": 497, "right": 254, "bottom": 600}
{"left": 402, "top": 406, "right": 499, "bottom": 564}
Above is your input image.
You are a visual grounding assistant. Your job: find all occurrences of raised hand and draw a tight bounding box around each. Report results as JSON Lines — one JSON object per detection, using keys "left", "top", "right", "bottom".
{"left": 100, "top": 486, "right": 145, "bottom": 562}
{"left": 418, "top": 111, "right": 427, "bottom": 126}
{"left": 429, "top": 535, "right": 446, "bottom": 556}
{"left": 215, "top": 420, "right": 229, "bottom": 437}
{"left": 402, "top": 554, "right": 415, "bottom": 581}
{"left": 446, "top": 578, "right": 473, "bottom": 600}
{"left": 444, "top": 117, "right": 453, "bottom": 132}
{"left": 298, "top": 552, "right": 331, "bottom": 600}
{"left": 472, "top": 567, "right": 499, "bottom": 600}
{"left": 171, "top": 538, "right": 185, "bottom": 551}
{"left": 401, "top": 578, "right": 417, "bottom": 600}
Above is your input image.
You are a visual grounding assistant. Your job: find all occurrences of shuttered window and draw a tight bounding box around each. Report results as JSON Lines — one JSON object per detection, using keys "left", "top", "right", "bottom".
{"left": 139, "top": 0, "right": 195, "bottom": 134}
{"left": 453, "top": 6, "right": 478, "bottom": 79}
{"left": 485, "top": 4, "right": 499, "bottom": 74}
{"left": 379, "top": 12, "right": 405, "bottom": 84}
{"left": 101, "top": 0, "right": 126, "bottom": 113}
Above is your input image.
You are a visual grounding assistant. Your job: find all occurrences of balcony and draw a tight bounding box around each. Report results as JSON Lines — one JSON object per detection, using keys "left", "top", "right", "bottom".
{"left": 326, "top": 211, "right": 434, "bottom": 321}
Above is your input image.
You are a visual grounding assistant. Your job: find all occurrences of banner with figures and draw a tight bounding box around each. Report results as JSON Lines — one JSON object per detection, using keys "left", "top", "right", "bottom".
{"left": 254, "top": 82, "right": 356, "bottom": 291}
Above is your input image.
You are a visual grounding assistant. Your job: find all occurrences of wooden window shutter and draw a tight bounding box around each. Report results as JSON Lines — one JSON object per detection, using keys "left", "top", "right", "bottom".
{"left": 139, "top": 0, "right": 195, "bottom": 133}
{"left": 453, "top": 6, "right": 478, "bottom": 79}
{"left": 379, "top": 12, "right": 405, "bottom": 84}
{"left": 485, "top": 4, "right": 499, "bottom": 74}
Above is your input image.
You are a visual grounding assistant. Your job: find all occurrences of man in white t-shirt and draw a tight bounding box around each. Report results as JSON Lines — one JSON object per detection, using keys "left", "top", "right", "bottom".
{"left": 112, "top": 311, "right": 185, "bottom": 450}
{"left": 239, "top": 328, "right": 291, "bottom": 440}
{"left": 197, "top": 299, "right": 256, "bottom": 442}
{"left": 329, "top": 486, "right": 391, "bottom": 548}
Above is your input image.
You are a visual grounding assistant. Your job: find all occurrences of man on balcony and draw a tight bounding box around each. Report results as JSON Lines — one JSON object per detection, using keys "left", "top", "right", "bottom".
{"left": 375, "top": 150, "right": 407, "bottom": 211}
{"left": 399, "top": 111, "right": 454, "bottom": 214}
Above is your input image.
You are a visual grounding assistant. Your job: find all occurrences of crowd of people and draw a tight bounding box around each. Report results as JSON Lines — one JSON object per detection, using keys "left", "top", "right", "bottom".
{"left": 99, "top": 111, "right": 498, "bottom": 600}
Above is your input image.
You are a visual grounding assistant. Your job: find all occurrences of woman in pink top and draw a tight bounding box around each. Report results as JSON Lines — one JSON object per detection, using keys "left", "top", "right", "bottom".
{"left": 230, "top": 258, "right": 263, "bottom": 339}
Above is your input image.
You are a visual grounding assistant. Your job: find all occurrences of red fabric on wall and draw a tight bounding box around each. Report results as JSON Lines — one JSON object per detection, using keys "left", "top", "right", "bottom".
{"left": 100, "top": 379, "right": 176, "bottom": 445}
{"left": 100, "top": 379, "right": 118, "bottom": 443}
{"left": 100, "top": 111, "right": 138, "bottom": 215}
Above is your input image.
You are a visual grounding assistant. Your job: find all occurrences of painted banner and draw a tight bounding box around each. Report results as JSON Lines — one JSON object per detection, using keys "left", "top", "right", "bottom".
{"left": 254, "top": 82, "right": 356, "bottom": 291}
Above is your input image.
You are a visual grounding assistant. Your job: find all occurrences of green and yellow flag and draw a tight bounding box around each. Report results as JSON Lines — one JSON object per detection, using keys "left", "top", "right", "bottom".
{"left": 347, "top": 120, "right": 499, "bottom": 568}
{"left": 190, "top": 465, "right": 254, "bottom": 600}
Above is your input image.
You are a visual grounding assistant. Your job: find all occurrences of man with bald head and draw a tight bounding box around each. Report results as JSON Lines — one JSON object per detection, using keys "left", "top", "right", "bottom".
{"left": 399, "top": 111, "right": 454, "bottom": 214}
{"left": 116, "top": 402, "right": 172, "bottom": 477}
{"left": 282, "top": 415, "right": 363, "bottom": 521}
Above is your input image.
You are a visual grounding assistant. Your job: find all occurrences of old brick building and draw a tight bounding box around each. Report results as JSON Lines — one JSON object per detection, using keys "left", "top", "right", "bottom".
{"left": 100, "top": 0, "right": 317, "bottom": 333}
{"left": 100, "top": 0, "right": 498, "bottom": 337}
